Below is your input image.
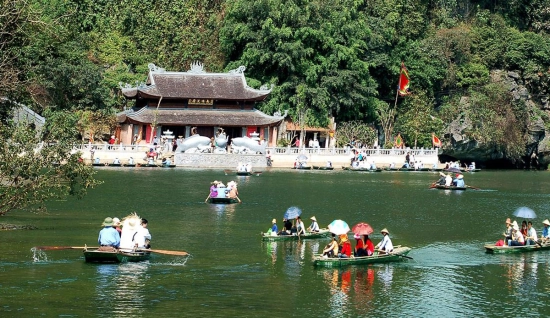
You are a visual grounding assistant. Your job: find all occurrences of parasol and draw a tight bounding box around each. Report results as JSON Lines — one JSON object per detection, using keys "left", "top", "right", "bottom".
{"left": 284, "top": 206, "right": 302, "bottom": 219}
{"left": 513, "top": 207, "right": 536, "bottom": 219}
{"left": 352, "top": 222, "right": 374, "bottom": 236}
{"left": 328, "top": 219, "right": 350, "bottom": 235}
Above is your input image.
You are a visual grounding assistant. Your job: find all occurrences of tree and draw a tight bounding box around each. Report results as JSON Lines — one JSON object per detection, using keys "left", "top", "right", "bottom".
{"left": 220, "top": 0, "right": 380, "bottom": 126}
{"left": 395, "top": 91, "right": 444, "bottom": 148}
{"left": 0, "top": 111, "right": 102, "bottom": 216}
{"left": 335, "top": 121, "right": 377, "bottom": 148}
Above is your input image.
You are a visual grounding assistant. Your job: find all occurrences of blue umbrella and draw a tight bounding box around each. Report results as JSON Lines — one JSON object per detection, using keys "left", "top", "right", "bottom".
{"left": 513, "top": 207, "right": 536, "bottom": 219}
{"left": 284, "top": 206, "right": 302, "bottom": 219}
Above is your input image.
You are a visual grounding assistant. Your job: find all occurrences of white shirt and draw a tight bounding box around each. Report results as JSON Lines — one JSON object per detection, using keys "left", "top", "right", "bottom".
{"left": 308, "top": 221, "right": 319, "bottom": 232}
{"left": 527, "top": 227, "right": 538, "bottom": 241}
{"left": 376, "top": 235, "right": 394, "bottom": 252}
{"left": 120, "top": 225, "right": 151, "bottom": 249}
{"left": 296, "top": 220, "right": 305, "bottom": 235}
{"left": 445, "top": 175, "right": 453, "bottom": 186}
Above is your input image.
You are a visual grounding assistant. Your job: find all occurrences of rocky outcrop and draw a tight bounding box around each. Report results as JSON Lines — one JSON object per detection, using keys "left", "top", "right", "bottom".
{"left": 443, "top": 70, "right": 549, "bottom": 168}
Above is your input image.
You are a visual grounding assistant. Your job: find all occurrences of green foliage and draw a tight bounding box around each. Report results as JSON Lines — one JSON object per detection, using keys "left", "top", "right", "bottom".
{"left": 220, "top": 0, "right": 380, "bottom": 126}
{"left": 1, "top": 0, "right": 549, "bottom": 166}
{"left": 335, "top": 121, "right": 377, "bottom": 148}
{"left": 395, "top": 91, "right": 444, "bottom": 148}
{"left": 0, "top": 112, "right": 102, "bottom": 215}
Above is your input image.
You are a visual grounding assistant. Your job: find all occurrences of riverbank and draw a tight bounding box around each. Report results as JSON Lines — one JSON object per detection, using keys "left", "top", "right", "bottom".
{"left": 78, "top": 146, "right": 442, "bottom": 169}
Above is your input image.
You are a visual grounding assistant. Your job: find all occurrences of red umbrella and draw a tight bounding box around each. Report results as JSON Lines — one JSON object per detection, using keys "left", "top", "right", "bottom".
{"left": 352, "top": 222, "right": 374, "bottom": 236}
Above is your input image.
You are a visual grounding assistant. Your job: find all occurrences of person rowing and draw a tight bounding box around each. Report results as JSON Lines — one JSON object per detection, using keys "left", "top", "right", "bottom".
{"left": 375, "top": 228, "right": 393, "bottom": 254}
{"left": 307, "top": 216, "right": 319, "bottom": 232}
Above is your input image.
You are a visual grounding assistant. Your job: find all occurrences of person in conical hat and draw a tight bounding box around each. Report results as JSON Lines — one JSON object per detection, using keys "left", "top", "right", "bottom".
{"left": 503, "top": 218, "right": 514, "bottom": 246}
{"left": 98, "top": 217, "right": 120, "bottom": 250}
{"left": 375, "top": 228, "right": 393, "bottom": 254}
{"left": 119, "top": 213, "right": 142, "bottom": 250}
{"left": 270, "top": 219, "right": 278, "bottom": 235}
{"left": 307, "top": 216, "right": 319, "bottom": 233}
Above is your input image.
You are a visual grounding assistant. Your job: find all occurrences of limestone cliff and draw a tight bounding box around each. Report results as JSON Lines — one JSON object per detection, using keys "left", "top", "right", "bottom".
{"left": 442, "top": 70, "right": 549, "bottom": 168}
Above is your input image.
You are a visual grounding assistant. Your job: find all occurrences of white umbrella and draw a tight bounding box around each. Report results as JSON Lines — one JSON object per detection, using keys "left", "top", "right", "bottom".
{"left": 328, "top": 219, "right": 350, "bottom": 235}
{"left": 513, "top": 207, "right": 536, "bottom": 219}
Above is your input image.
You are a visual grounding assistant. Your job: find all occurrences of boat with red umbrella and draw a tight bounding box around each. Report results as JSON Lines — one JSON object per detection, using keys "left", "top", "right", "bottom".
{"left": 313, "top": 223, "right": 412, "bottom": 267}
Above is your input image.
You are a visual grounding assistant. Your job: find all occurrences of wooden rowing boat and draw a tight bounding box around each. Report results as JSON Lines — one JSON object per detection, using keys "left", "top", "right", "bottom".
{"left": 313, "top": 246, "right": 412, "bottom": 267}
{"left": 312, "top": 166, "right": 334, "bottom": 170}
{"left": 484, "top": 242, "right": 550, "bottom": 254}
{"left": 224, "top": 170, "right": 262, "bottom": 176}
{"left": 433, "top": 185, "right": 467, "bottom": 190}
{"left": 261, "top": 228, "right": 331, "bottom": 241}
{"left": 207, "top": 197, "right": 240, "bottom": 204}
{"left": 83, "top": 248, "right": 151, "bottom": 263}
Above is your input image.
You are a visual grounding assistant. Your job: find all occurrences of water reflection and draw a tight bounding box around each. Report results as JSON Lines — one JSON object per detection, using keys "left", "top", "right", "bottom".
{"left": 94, "top": 262, "right": 149, "bottom": 316}
{"left": 377, "top": 264, "right": 394, "bottom": 289}
{"left": 324, "top": 269, "right": 350, "bottom": 316}
{"left": 208, "top": 203, "right": 236, "bottom": 218}
{"left": 501, "top": 253, "right": 539, "bottom": 296}
{"left": 320, "top": 268, "right": 378, "bottom": 315}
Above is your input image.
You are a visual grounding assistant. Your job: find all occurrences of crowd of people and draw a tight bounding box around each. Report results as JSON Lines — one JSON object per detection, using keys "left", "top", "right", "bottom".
{"left": 321, "top": 228, "right": 393, "bottom": 259}
{"left": 499, "top": 218, "right": 550, "bottom": 246}
{"left": 349, "top": 149, "right": 377, "bottom": 169}
{"left": 97, "top": 215, "right": 151, "bottom": 251}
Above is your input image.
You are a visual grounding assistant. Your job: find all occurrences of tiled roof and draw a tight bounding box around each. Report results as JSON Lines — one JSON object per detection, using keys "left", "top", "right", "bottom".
{"left": 121, "top": 64, "right": 271, "bottom": 101}
{"left": 117, "top": 108, "right": 284, "bottom": 126}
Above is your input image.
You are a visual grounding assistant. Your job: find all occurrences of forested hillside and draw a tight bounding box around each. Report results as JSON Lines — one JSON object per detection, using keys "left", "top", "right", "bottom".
{"left": 1, "top": 0, "right": 549, "bottom": 166}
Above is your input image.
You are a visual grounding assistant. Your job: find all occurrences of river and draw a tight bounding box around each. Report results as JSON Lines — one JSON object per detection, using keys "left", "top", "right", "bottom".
{"left": 2, "top": 168, "right": 550, "bottom": 317}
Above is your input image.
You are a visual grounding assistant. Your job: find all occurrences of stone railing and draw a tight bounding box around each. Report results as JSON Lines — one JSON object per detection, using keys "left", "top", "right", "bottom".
{"left": 74, "top": 143, "right": 438, "bottom": 157}
{"left": 267, "top": 146, "right": 438, "bottom": 157}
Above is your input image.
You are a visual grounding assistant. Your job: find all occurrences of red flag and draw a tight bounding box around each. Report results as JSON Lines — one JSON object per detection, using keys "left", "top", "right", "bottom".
{"left": 432, "top": 134, "right": 441, "bottom": 148}
{"left": 398, "top": 62, "right": 410, "bottom": 96}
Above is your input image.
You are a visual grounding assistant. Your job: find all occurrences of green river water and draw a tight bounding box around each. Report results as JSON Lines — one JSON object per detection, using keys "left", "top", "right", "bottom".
{"left": 2, "top": 168, "right": 550, "bottom": 317}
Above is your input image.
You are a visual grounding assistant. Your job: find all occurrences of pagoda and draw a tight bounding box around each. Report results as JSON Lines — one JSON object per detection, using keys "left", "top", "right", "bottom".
{"left": 117, "top": 62, "right": 284, "bottom": 146}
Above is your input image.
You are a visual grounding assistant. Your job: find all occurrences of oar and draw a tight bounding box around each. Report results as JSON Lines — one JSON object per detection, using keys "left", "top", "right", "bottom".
{"left": 204, "top": 194, "right": 211, "bottom": 203}
{"left": 429, "top": 182, "right": 437, "bottom": 188}
{"left": 391, "top": 252, "right": 414, "bottom": 259}
{"left": 138, "top": 248, "right": 189, "bottom": 256}
{"left": 224, "top": 169, "right": 232, "bottom": 175}
{"left": 34, "top": 246, "right": 93, "bottom": 250}
{"left": 235, "top": 196, "right": 242, "bottom": 203}
{"left": 254, "top": 171, "right": 263, "bottom": 176}
{"left": 466, "top": 185, "right": 480, "bottom": 190}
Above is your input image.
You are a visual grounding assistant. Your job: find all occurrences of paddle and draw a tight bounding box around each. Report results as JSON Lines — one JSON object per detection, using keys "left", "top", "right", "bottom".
{"left": 224, "top": 169, "right": 232, "bottom": 175}
{"left": 235, "top": 195, "right": 242, "bottom": 203}
{"left": 204, "top": 194, "right": 211, "bottom": 203}
{"left": 390, "top": 252, "right": 414, "bottom": 260}
{"left": 34, "top": 246, "right": 92, "bottom": 250}
{"left": 138, "top": 248, "right": 189, "bottom": 256}
{"left": 466, "top": 185, "right": 480, "bottom": 190}
{"left": 429, "top": 182, "right": 437, "bottom": 189}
